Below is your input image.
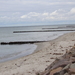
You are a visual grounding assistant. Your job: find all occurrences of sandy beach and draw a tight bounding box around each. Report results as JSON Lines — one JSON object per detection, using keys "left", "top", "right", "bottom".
{"left": 0, "top": 32, "right": 75, "bottom": 75}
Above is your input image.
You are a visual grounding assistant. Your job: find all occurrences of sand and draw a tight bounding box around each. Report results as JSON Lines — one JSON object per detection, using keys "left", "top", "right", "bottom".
{"left": 0, "top": 32, "right": 75, "bottom": 75}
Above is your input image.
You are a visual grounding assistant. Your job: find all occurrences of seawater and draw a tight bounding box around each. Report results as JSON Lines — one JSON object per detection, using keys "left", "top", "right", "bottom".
{"left": 0, "top": 25, "right": 74, "bottom": 62}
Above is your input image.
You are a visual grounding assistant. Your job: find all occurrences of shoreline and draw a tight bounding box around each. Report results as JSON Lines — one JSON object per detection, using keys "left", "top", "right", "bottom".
{"left": 0, "top": 31, "right": 67, "bottom": 63}
{"left": 0, "top": 32, "right": 75, "bottom": 75}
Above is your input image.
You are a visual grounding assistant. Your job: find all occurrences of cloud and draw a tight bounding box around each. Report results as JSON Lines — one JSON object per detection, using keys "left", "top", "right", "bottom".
{"left": 21, "top": 15, "right": 27, "bottom": 19}
{"left": 0, "top": 16, "right": 8, "bottom": 19}
{"left": 21, "top": 12, "right": 39, "bottom": 18}
{"left": 0, "top": 0, "right": 75, "bottom": 6}
{"left": 42, "top": 13, "right": 49, "bottom": 16}
{"left": 0, "top": 0, "right": 75, "bottom": 26}
{"left": 50, "top": 10, "right": 58, "bottom": 16}
{"left": 20, "top": 12, "right": 55, "bottom": 21}
{"left": 1, "top": 7, "right": 75, "bottom": 24}
{"left": 0, "top": 0, "right": 75, "bottom": 14}
{"left": 69, "top": 8, "right": 75, "bottom": 14}
{"left": 20, "top": 8, "right": 75, "bottom": 22}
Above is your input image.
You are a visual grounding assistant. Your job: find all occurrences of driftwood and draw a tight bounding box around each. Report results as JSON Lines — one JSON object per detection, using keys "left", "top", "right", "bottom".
{"left": 42, "top": 60, "right": 72, "bottom": 75}
{"left": 37, "top": 46, "right": 75, "bottom": 75}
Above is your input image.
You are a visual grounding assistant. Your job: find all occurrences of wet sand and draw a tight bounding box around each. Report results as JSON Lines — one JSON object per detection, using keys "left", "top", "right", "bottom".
{"left": 0, "top": 32, "right": 75, "bottom": 75}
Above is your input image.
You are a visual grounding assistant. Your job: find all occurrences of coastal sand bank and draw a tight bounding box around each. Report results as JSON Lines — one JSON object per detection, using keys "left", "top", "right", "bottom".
{"left": 0, "top": 32, "right": 75, "bottom": 75}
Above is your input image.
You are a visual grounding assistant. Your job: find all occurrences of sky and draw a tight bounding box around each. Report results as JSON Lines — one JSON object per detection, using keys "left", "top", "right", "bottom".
{"left": 0, "top": 0, "right": 75, "bottom": 27}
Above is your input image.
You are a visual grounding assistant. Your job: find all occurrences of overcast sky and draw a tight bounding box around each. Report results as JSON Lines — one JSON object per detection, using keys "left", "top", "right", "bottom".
{"left": 0, "top": 0, "right": 75, "bottom": 26}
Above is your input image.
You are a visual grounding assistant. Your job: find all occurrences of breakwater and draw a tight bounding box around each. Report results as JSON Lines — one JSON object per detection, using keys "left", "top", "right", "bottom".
{"left": 0, "top": 41, "right": 46, "bottom": 45}
{"left": 13, "top": 29, "right": 75, "bottom": 33}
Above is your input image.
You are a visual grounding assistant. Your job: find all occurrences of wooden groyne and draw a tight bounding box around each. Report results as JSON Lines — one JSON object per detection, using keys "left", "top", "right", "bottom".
{"left": 13, "top": 30, "right": 75, "bottom": 33}
{"left": 0, "top": 41, "right": 46, "bottom": 45}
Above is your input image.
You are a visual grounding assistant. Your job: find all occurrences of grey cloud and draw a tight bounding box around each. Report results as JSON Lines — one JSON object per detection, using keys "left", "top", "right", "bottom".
{"left": 0, "top": 0, "right": 75, "bottom": 12}
{"left": 0, "top": 0, "right": 75, "bottom": 26}
{"left": 20, "top": 8, "right": 75, "bottom": 22}
{"left": 1, "top": 8, "right": 75, "bottom": 25}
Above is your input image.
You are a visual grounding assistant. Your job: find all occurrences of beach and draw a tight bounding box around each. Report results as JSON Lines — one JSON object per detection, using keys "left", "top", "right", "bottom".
{"left": 0, "top": 32, "right": 75, "bottom": 75}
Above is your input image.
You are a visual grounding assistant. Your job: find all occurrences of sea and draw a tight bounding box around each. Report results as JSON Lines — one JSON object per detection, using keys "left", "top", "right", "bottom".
{"left": 0, "top": 24, "right": 75, "bottom": 62}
